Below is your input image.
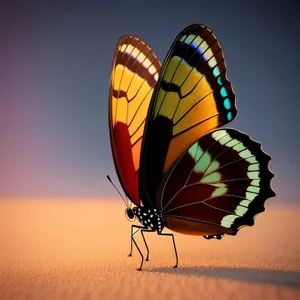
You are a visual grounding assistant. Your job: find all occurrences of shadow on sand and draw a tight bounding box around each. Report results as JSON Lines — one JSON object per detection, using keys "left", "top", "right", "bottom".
{"left": 147, "top": 266, "right": 300, "bottom": 288}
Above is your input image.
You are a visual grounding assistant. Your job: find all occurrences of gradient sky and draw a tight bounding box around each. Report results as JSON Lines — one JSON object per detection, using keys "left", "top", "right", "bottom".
{"left": 0, "top": 1, "right": 299, "bottom": 201}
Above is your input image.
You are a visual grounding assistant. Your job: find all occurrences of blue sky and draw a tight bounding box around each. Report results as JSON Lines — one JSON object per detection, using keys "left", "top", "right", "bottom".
{"left": 0, "top": 1, "right": 298, "bottom": 201}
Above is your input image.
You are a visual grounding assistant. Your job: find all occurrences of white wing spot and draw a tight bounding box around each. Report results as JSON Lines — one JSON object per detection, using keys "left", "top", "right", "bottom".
{"left": 149, "top": 65, "right": 156, "bottom": 75}
{"left": 218, "top": 134, "right": 231, "bottom": 145}
{"left": 221, "top": 215, "right": 239, "bottom": 228}
{"left": 235, "top": 205, "right": 248, "bottom": 217}
{"left": 212, "top": 130, "right": 227, "bottom": 141}
{"left": 239, "top": 149, "right": 252, "bottom": 159}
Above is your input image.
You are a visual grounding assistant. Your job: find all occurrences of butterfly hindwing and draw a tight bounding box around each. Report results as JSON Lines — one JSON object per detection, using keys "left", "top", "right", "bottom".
{"left": 156, "top": 129, "right": 276, "bottom": 236}
{"left": 140, "top": 24, "right": 237, "bottom": 207}
{"left": 109, "top": 36, "right": 161, "bottom": 205}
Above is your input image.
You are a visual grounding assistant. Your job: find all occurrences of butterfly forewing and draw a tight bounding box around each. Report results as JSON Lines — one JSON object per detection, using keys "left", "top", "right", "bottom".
{"left": 109, "top": 36, "right": 161, "bottom": 205}
{"left": 140, "top": 24, "right": 237, "bottom": 207}
{"left": 157, "top": 129, "right": 276, "bottom": 236}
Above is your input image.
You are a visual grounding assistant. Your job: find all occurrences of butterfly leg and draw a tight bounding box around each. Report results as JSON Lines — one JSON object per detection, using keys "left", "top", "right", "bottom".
{"left": 128, "top": 225, "right": 141, "bottom": 256}
{"left": 158, "top": 232, "right": 178, "bottom": 268}
{"left": 131, "top": 233, "right": 144, "bottom": 271}
{"left": 141, "top": 229, "right": 154, "bottom": 261}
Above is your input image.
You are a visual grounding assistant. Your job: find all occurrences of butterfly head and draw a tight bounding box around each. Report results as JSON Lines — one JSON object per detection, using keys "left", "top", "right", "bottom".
{"left": 125, "top": 207, "right": 136, "bottom": 222}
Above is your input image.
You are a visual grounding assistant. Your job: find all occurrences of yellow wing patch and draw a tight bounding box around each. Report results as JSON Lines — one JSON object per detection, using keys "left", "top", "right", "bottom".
{"left": 110, "top": 35, "right": 161, "bottom": 169}
{"left": 148, "top": 24, "right": 236, "bottom": 173}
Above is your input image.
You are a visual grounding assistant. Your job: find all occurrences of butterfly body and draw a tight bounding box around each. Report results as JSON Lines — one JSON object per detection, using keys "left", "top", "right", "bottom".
{"left": 108, "top": 24, "right": 276, "bottom": 270}
{"left": 133, "top": 206, "right": 164, "bottom": 234}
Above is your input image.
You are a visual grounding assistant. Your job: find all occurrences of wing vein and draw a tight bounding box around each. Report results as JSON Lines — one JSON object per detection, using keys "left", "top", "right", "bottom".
{"left": 163, "top": 215, "right": 222, "bottom": 228}
{"left": 156, "top": 33, "right": 200, "bottom": 116}
{"left": 164, "top": 194, "right": 244, "bottom": 214}
{"left": 115, "top": 37, "right": 135, "bottom": 125}
{"left": 171, "top": 36, "right": 218, "bottom": 120}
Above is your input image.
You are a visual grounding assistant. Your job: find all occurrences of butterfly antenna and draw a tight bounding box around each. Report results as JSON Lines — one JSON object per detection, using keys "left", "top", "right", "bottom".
{"left": 106, "top": 175, "right": 129, "bottom": 208}
{"left": 128, "top": 195, "right": 132, "bottom": 209}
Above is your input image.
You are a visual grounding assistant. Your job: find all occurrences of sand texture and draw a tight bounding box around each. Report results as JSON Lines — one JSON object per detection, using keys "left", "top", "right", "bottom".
{"left": 0, "top": 199, "right": 299, "bottom": 300}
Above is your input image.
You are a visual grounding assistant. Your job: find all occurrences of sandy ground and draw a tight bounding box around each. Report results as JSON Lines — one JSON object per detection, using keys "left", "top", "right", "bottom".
{"left": 0, "top": 198, "right": 299, "bottom": 300}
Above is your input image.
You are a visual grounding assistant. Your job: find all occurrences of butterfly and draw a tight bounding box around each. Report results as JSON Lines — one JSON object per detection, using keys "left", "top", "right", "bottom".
{"left": 108, "top": 24, "right": 276, "bottom": 270}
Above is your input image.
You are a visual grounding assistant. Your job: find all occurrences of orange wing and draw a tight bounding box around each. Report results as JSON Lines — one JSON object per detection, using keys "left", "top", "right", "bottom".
{"left": 139, "top": 24, "right": 237, "bottom": 207}
{"left": 109, "top": 35, "right": 161, "bottom": 205}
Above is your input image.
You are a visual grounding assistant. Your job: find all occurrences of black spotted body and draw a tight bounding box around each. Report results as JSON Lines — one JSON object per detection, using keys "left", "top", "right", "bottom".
{"left": 134, "top": 206, "right": 164, "bottom": 233}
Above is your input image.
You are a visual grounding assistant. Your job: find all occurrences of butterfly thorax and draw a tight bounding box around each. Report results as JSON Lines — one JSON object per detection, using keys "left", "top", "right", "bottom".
{"left": 133, "top": 206, "right": 164, "bottom": 233}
